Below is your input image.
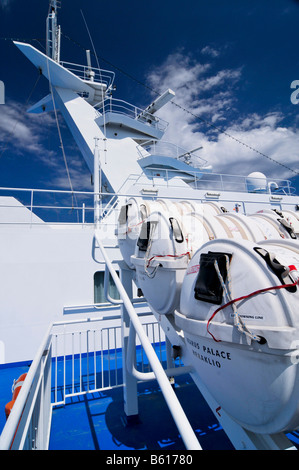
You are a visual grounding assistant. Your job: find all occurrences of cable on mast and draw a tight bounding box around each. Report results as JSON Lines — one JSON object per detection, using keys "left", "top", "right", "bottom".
{"left": 61, "top": 33, "right": 299, "bottom": 177}
{"left": 46, "top": 0, "right": 61, "bottom": 62}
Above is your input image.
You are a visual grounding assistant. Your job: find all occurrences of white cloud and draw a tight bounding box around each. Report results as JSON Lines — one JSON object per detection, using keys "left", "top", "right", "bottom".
{"left": 201, "top": 46, "right": 220, "bottom": 58}
{"left": 0, "top": 0, "right": 13, "bottom": 10}
{"left": 52, "top": 155, "right": 91, "bottom": 190}
{"left": 0, "top": 101, "right": 56, "bottom": 156}
{"left": 146, "top": 51, "right": 299, "bottom": 181}
{"left": 147, "top": 51, "right": 212, "bottom": 99}
{"left": 197, "top": 68, "right": 241, "bottom": 92}
{"left": 202, "top": 117, "right": 299, "bottom": 179}
{"left": 0, "top": 101, "right": 92, "bottom": 191}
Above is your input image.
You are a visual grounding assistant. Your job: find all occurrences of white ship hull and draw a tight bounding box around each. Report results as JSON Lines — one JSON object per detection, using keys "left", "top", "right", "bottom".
{"left": 2, "top": 1, "right": 299, "bottom": 447}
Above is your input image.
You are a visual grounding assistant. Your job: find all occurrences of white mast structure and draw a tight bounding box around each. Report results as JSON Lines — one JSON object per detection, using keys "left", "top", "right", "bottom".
{"left": 46, "top": 0, "right": 61, "bottom": 63}
{"left": 13, "top": 1, "right": 175, "bottom": 207}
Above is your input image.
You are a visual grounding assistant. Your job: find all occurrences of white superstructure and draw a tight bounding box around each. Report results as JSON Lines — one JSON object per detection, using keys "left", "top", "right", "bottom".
{"left": 1, "top": 0, "right": 299, "bottom": 446}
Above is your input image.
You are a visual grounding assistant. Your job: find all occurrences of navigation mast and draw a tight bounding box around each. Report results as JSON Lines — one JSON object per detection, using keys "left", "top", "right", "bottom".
{"left": 46, "top": 0, "right": 61, "bottom": 62}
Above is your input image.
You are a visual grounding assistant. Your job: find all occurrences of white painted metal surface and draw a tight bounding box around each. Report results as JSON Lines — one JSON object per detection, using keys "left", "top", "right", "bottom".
{"left": 2, "top": 1, "right": 299, "bottom": 451}
{"left": 0, "top": 325, "right": 52, "bottom": 450}
{"left": 94, "top": 230, "right": 202, "bottom": 450}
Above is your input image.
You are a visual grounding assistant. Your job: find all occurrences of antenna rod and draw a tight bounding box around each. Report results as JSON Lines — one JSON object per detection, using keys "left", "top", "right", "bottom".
{"left": 86, "top": 50, "right": 95, "bottom": 81}
{"left": 178, "top": 146, "right": 203, "bottom": 159}
{"left": 80, "top": 9, "right": 101, "bottom": 70}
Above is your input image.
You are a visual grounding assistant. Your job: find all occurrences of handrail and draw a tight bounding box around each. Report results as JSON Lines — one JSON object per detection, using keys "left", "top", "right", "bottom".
{"left": 59, "top": 61, "right": 115, "bottom": 89}
{"left": 94, "top": 229, "right": 202, "bottom": 450}
{"left": 0, "top": 170, "right": 294, "bottom": 204}
{"left": 96, "top": 97, "right": 169, "bottom": 132}
{"left": 137, "top": 140, "right": 208, "bottom": 168}
{"left": 140, "top": 167, "right": 294, "bottom": 195}
{"left": 0, "top": 324, "right": 53, "bottom": 450}
{"left": 0, "top": 175, "right": 296, "bottom": 228}
{"left": 127, "top": 323, "right": 193, "bottom": 381}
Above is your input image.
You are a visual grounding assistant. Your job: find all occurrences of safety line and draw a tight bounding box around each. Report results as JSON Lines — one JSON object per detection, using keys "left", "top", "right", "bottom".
{"left": 207, "top": 279, "right": 299, "bottom": 342}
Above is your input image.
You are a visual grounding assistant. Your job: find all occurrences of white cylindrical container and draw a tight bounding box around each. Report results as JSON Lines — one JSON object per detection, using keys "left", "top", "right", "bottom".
{"left": 131, "top": 202, "right": 272, "bottom": 315}
{"left": 131, "top": 210, "right": 194, "bottom": 314}
{"left": 117, "top": 198, "right": 168, "bottom": 269}
{"left": 281, "top": 210, "right": 299, "bottom": 235}
{"left": 130, "top": 201, "right": 232, "bottom": 314}
{"left": 216, "top": 213, "right": 266, "bottom": 242}
{"left": 176, "top": 238, "right": 299, "bottom": 434}
{"left": 248, "top": 209, "right": 296, "bottom": 240}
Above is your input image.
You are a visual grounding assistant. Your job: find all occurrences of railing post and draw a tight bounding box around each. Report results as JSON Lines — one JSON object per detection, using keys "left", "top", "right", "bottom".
{"left": 82, "top": 203, "right": 85, "bottom": 225}
{"left": 30, "top": 190, "right": 34, "bottom": 228}
{"left": 43, "top": 343, "right": 52, "bottom": 449}
{"left": 94, "top": 231, "right": 201, "bottom": 449}
{"left": 93, "top": 138, "right": 101, "bottom": 229}
{"left": 119, "top": 262, "right": 139, "bottom": 424}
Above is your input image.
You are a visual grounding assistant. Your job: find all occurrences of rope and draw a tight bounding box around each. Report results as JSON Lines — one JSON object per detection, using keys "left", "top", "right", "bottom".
{"left": 45, "top": 51, "right": 79, "bottom": 220}
{"left": 144, "top": 222, "right": 159, "bottom": 278}
{"left": 125, "top": 219, "right": 144, "bottom": 235}
{"left": 213, "top": 257, "right": 260, "bottom": 342}
{"left": 80, "top": 10, "right": 107, "bottom": 140}
{"left": 2, "top": 33, "right": 298, "bottom": 176}
{"left": 60, "top": 32, "right": 299, "bottom": 177}
{"left": 207, "top": 276, "right": 299, "bottom": 342}
{"left": 170, "top": 101, "right": 299, "bottom": 177}
{"left": 146, "top": 252, "right": 191, "bottom": 268}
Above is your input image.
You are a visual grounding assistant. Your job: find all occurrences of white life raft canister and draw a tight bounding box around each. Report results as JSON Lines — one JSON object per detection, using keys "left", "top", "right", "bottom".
{"left": 117, "top": 198, "right": 168, "bottom": 269}
{"left": 131, "top": 205, "right": 267, "bottom": 315}
{"left": 176, "top": 238, "right": 299, "bottom": 434}
{"left": 249, "top": 209, "right": 297, "bottom": 240}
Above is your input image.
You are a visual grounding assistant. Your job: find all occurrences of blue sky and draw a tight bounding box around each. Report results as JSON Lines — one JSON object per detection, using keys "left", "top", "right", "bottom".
{"left": 0, "top": 0, "right": 299, "bottom": 194}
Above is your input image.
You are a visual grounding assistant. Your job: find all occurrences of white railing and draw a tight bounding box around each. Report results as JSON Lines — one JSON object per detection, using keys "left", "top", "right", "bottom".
{"left": 94, "top": 230, "right": 202, "bottom": 450}
{"left": 0, "top": 170, "right": 295, "bottom": 230}
{"left": 51, "top": 316, "right": 165, "bottom": 406}
{"left": 137, "top": 140, "right": 208, "bottom": 168}
{"left": 0, "top": 314, "right": 165, "bottom": 450}
{"left": 0, "top": 325, "right": 53, "bottom": 450}
{"left": 0, "top": 236, "right": 202, "bottom": 450}
{"left": 51, "top": 320, "right": 124, "bottom": 406}
{"left": 138, "top": 167, "right": 295, "bottom": 195}
{"left": 96, "top": 98, "right": 169, "bottom": 133}
{"left": 59, "top": 61, "right": 115, "bottom": 90}
{"left": 0, "top": 187, "right": 95, "bottom": 225}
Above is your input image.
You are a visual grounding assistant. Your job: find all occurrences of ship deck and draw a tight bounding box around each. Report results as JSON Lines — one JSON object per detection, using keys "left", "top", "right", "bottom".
{"left": 49, "top": 373, "right": 234, "bottom": 451}
{"left": 1, "top": 353, "right": 299, "bottom": 451}
{"left": 0, "top": 354, "right": 235, "bottom": 451}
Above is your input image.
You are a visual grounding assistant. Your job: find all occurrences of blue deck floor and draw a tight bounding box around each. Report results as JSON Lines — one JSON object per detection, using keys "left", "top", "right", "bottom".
{"left": 48, "top": 344, "right": 235, "bottom": 450}
{"left": 1, "top": 358, "right": 299, "bottom": 450}
{"left": 49, "top": 374, "right": 235, "bottom": 451}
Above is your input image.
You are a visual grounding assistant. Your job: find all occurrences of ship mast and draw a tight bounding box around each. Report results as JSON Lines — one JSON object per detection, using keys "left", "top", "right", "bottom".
{"left": 46, "top": 0, "right": 61, "bottom": 62}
